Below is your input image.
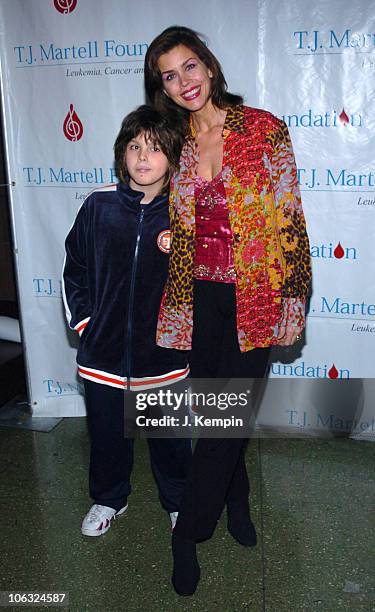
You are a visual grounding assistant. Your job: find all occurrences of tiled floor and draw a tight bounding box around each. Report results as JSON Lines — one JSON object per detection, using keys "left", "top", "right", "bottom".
{"left": 0, "top": 418, "right": 373, "bottom": 612}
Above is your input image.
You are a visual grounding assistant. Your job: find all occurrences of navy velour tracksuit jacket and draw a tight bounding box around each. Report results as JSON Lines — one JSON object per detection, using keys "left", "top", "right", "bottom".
{"left": 62, "top": 182, "right": 189, "bottom": 391}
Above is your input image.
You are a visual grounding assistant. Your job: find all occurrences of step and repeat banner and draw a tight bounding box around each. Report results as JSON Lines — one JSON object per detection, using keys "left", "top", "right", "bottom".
{"left": 257, "top": 0, "right": 375, "bottom": 440}
{"left": 0, "top": 0, "right": 373, "bottom": 439}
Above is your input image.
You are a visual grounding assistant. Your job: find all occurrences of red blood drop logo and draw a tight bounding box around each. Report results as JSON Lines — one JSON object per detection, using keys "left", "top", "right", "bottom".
{"left": 339, "top": 108, "right": 349, "bottom": 125}
{"left": 333, "top": 242, "right": 345, "bottom": 259}
{"left": 328, "top": 364, "right": 339, "bottom": 379}
{"left": 63, "top": 105, "right": 83, "bottom": 142}
{"left": 54, "top": 0, "right": 77, "bottom": 13}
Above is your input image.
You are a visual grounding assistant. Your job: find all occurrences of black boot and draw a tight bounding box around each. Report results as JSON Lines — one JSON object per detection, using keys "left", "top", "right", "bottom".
{"left": 171, "top": 533, "right": 200, "bottom": 596}
{"left": 227, "top": 498, "right": 257, "bottom": 547}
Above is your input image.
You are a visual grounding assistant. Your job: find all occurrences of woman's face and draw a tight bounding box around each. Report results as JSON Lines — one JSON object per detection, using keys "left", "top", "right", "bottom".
{"left": 157, "top": 44, "right": 213, "bottom": 112}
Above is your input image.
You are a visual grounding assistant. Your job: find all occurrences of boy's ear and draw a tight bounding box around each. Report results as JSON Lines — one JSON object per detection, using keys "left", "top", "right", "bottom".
{"left": 119, "top": 152, "right": 128, "bottom": 182}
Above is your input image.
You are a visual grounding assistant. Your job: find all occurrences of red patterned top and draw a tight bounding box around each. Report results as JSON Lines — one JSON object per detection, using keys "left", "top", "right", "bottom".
{"left": 194, "top": 171, "right": 236, "bottom": 283}
{"left": 157, "top": 106, "right": 311, "bottom": 352}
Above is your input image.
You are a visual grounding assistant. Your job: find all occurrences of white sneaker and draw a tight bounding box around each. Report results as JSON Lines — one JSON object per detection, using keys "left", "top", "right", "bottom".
{"left": 81, "top": 503, "right": 128, "bottom": 537}
{"left": 170, "top": 511, "right": 178, "bottom": 531}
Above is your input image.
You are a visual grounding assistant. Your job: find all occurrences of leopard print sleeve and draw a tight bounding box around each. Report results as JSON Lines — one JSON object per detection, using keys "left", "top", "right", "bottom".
{"left": 270, "top": 121, "right": 312, "bottom": 301}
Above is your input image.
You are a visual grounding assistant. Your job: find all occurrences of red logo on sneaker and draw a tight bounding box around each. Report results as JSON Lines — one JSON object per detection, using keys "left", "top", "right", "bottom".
{"left": 54, "top": 0, "right": 77, "bottom": 14}
{"left": 157, "top": 230, "right": 171, "bottom": 253}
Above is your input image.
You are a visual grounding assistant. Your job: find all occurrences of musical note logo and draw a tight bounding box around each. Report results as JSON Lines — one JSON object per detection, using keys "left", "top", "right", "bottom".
{"left": 63, "top": 104, "right": 83, "bottom": 142}
{"left": 54, "top": 0, "right": 77, "bottom": 14}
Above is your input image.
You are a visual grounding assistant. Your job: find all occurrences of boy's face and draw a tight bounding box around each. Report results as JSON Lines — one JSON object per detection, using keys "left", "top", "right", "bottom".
{"left": 125, "top": 132, "right": 169, "bottom": 193}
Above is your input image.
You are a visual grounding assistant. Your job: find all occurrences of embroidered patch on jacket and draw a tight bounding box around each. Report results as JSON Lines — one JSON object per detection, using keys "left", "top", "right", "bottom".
{"left": 157, "top": 230, "right": 171, "bottom": 253}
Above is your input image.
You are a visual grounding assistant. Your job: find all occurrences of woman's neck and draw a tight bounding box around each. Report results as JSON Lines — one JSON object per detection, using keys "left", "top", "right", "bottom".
{"left": 190, "top": 100, "right": 227, "bottom": 135}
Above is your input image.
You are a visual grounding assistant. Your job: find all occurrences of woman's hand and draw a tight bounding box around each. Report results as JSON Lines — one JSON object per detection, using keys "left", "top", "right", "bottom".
{"left": 276, "top": 325, "right": 303, "bottom": 346}
{"left": 276, "top": 298, "right": 305, "bottom": 345}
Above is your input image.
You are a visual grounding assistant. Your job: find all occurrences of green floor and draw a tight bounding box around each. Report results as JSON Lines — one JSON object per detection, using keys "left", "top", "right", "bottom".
{"left": 0, "top": 419, "right": 374, "bottom": 612}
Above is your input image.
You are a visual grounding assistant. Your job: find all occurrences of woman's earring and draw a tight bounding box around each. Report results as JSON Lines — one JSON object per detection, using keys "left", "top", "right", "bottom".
{"left": 163, "top": 89, "right": 170, "bottom": 97}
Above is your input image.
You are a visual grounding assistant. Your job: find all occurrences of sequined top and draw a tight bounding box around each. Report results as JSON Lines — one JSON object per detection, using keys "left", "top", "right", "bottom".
{"left": 194, "top": 171, "right": 236, "bottom": 283}
{"left": 157, "top": 105, "right": 312, "bottom": 352}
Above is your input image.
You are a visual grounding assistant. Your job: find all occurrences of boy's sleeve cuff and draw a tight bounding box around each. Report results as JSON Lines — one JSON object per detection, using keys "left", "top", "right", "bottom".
{"left": 74, "top": 316, "right": 91, "bottom": 336}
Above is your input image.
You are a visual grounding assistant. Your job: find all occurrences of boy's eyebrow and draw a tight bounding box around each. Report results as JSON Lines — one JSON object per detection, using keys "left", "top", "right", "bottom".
{"left": 128, "top": 137, "right": 147, "bottom": 144}
{"left": 161, "top": 57, "right": 196, "bottom": 75}
{"left": 128, "top": 135, "right": 159, "bottom": 146}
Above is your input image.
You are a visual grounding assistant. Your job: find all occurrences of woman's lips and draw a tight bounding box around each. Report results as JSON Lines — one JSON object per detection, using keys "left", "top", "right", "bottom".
{"left": 181, "top": 86, "right": 201, "bottom": 101}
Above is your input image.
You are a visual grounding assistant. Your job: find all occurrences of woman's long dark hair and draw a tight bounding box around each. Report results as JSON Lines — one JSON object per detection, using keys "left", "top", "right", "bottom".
{"left": 144, "top": 26, "right": 243, "bottom": 136}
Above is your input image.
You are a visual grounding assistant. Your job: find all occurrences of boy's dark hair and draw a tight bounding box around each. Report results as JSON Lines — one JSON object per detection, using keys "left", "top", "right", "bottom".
{"left": 144, "top": 26, "right": 243, "bottom": 135}
{"left": 114, "top": 105, "right": 183, "bottom": 191}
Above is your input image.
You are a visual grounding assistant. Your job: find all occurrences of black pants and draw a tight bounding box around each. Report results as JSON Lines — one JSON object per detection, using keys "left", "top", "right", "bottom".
{"left": 84, "top": 380, "right": 193, "bottom": 513}
{"left": 174, "top": 281, "right": 270, "bottom": 541}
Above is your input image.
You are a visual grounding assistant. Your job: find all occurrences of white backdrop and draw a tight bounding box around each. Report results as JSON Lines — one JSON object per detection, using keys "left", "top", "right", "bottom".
{"left": 0, "top": 0, "right": 373, "bottom": 439}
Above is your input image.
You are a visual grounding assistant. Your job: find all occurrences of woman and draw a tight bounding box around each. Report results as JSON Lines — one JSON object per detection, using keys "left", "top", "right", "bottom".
{"left": 145, "top": 26, "right": 311, "bottom": 595}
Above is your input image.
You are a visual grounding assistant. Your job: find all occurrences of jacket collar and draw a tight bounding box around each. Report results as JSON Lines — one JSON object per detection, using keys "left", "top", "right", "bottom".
{"left": 117, "top": 180, "right": 167, "bottom": 211}
{"left": 222, "top": 104, "right": 246, "bottom": 136}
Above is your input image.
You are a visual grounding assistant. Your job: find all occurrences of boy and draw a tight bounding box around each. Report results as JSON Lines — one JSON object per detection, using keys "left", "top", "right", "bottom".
{"left": 62, "top": 106, "right": 191, "bottom": 536}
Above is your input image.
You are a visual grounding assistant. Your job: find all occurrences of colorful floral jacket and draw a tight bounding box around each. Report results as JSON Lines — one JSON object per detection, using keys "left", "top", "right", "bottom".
{"left": 156, "top": 105, "right": 311, "bottom": 352}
